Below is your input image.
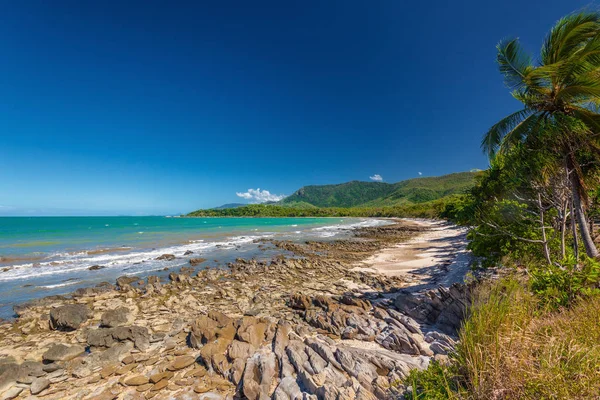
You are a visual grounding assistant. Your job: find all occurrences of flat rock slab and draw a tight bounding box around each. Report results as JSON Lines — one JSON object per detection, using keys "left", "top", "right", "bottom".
{"left": 42, "top": 344, "right": 85, "bottom": 362}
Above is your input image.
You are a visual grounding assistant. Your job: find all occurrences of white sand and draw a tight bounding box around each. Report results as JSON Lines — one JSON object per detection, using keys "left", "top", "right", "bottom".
{"left": 353, "top": 219, "right": 472, "bottom": 290}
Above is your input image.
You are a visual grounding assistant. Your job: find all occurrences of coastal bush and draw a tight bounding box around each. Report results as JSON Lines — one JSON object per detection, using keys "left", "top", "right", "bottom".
{"left": 530, "top": 256, "right": 600, "bottom": 309}
{"left": 406, "top": 276, "right": 600, "bottom": 399}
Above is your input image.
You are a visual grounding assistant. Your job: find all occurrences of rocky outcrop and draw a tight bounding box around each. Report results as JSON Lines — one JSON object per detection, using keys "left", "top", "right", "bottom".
{"left": 395, "top": 283, "right": 473, "bottom": 335}
{"left": 100, "top": 307, "right": 130, "bottom": 328}
{"left": 42, "top": 343, "right": 86, "bottom": 362}
{"left": 49, "top": 304, "right": 91, "bottom": 330}
{"left": 190, "top": 257, "right": 206, "bottom": 266}
{"left": 88, "top": 326, "right": 150, "bottom": 351}
{"left": 0, "top": 221, "right": 472, "bottom": 400}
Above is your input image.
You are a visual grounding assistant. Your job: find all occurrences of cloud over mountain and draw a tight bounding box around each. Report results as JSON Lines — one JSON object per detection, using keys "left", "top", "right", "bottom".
{"left": 236, "top": 188, "right": 286, "bottom": 203}
{"left": 369, "top": 174, "right": 383, "bottom": 182}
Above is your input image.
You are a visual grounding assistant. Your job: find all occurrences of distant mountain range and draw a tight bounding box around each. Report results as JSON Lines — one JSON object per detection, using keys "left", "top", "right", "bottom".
{"left": 213, "top": 172, "right": 479, "bottom": 210}
{"left": 213, "top": 203, "right": 248, "bottom": 210}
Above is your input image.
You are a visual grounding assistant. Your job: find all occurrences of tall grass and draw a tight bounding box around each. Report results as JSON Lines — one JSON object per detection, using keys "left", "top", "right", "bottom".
{"left": 407, "top": 277, "right": 600, "bottom": 399}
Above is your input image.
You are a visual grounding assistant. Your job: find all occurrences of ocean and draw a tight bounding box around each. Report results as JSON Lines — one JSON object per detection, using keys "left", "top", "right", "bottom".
{"left": 0, "top": 216, "right": 388, "bottom": 319}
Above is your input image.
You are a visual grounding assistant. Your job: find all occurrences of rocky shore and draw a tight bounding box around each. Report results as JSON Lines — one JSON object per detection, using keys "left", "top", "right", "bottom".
{"left": 0, "top": 220, "right": 473, "bottom": 400}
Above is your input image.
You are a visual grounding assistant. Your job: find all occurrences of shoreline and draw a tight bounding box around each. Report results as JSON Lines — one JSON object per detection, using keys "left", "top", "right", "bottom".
{"left": 0, "top": 219, "right": 472, "bottom": 400}
{"left": 0, "top": 217, "right": 392, "bottom": 320}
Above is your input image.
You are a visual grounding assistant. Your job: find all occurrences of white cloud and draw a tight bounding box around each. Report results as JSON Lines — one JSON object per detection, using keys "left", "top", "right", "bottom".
{"left": 369, "top": 174, "right": 383, "bottom": 182}
{"left": 418, "top": 172, "right": 422, "bottom": 176}
{"left": 236, "top": 188, "right": 286, "bottom": 203}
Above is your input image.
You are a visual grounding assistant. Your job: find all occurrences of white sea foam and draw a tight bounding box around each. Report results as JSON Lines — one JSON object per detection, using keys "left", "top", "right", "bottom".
{"left": 0, "top": 219, "right": 390, "bottom": 283}
{"left": 311, "top": 218, "right": 391, "bottom": 237}
{"left": 38, "top": 281, "right": 81, "bottom": 289}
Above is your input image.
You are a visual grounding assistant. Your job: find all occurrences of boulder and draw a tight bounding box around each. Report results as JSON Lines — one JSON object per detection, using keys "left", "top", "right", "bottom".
{"left": 100, "top": 307, "right": 130, "bottom": 328}
{"left": 42, "top": 344, "right": 85, "bottom": 362}
{"left": 88, "top": 326, "right": 150, "bottom": 351}
{"left": 156, "top": 254, "right": 176, "bottom": 261}
{"left": 227, "top": 340, "right": 256, "bottom": 360}
{"left": 49, "top": 304, "right": 91, "bottom": 331}
{"left": 189, "top": 258, "right": 206, "bottom": 266}
{"left": 236, "top": 316, "right": 268, "bottom": 347}
{"left": 189, "top": 313, "right": 236, "bottom": 348}
{"left": 289, "top": 293, "right": 311, "bottom": 310}
{"left": 0, "top": 363, "right": 19, "bottom": 394}
{"left": 116, "top": 276, "right": 138, "bottom": 288}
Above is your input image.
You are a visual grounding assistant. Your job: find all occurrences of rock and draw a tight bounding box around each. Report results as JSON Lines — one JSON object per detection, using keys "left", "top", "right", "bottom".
{"left": 100, "top": 364, "right": 118, "bottom": 379}
{"left": 228, "top": 340, "right": 255, "bottom": 360}
{"left": 198, "top": 338, "right": 231, "bottom": 368}
{"left": 136, "top": 383, "right": 153, "bottom": 392}
{"left": 116, "top": 276, "right": 138, "bottom": 288}
{"left": 30, "top": 377, "right": 50, "bottom": 395}
{"left": 0, "top": 387, "right": 22, "bottom": 400}
{"left": 289, "top": 293, "right": 311, "bottom": 310}
{"left": 149, "top": 371, "right": 174, "bottom": 384}
{"left": 272, "top": 376, "right": 302, "bottom": 400}
{"left": 156, "top": 254, "right": 176, "bottom": 261}
{"left": 100, "top": 307, "right": 130, "bottom": 328}
{"left": 167, "top": 356, "right": 196, "bottom": 371}
{"left": 19, "top": 361, "right": 45, "bottom": 378}
{"left": 42, "top": 344, "right": 85, "bottom": 362}
{"left": 0, "top": 363, "right": 18, "bottom": 394}
{"left": 189, "top": 258, "right": 206, "bottom": 266}
{"left": 189, "top": 316, "right": 219, "bottom": 347}
{"left": 49, "top": 304, "right": 91, "bottom": 330}
{"left": 394, "top": 283, "right": 472, "bottom": 335}
{"left": 88, "top": 326, "right": 150, "bottom": 351}
{"left": 88, "top": 265, "right": 105, "bottom": 270}
{"left": 151, "top": 379, "right": 169, "bottom": 391}
{"left": 183, "top": 250, "right": 193, "bottom": 256}
{"left": 124, "top": 375, "right": 149, "bottom": 386}
{"left": 236, "top": 316, "right": 268, "bottom": 347}
{"left": 189, "top": 313, "right": 236, "bottom": 348}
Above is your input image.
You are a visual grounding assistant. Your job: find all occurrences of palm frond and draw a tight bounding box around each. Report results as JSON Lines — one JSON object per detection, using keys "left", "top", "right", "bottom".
{"left": 572, "top": 107, "right": 600, "bottom": 131}
{"left": 541, "top": 11, "right": 600, "bottom": 64}
{"left": 497, "top": 39, "right": 534, "bottom": 90}
{"left": 482, "top": 108, "right": 535, "bottom": 158}
{"left": 497, "top": 113, "right": 545, "bottom": 157}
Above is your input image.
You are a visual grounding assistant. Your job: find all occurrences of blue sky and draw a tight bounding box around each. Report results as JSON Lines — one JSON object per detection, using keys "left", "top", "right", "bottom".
{"left": 0, "top": 0, "right": 593, "bottom": 215}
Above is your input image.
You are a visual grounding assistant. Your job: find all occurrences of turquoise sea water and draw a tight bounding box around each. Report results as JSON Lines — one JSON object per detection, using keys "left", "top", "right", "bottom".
{"left": 0, "top": 216, "right": 387, "bottom": 319}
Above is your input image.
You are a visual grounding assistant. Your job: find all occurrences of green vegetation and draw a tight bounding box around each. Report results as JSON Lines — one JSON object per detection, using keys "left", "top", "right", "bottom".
{"left": 187, "top": 195, "right": 462, "bottom": 218}
{"left": 188, "top": 172, "right": 478, "bottom": 217}
{"left": 408, "top": 11, "right": 600, "bottom": 399}
{"left": 280, "top": 172, "right": 478, "bottom": 207}
{"left": 407, "top": 278, "right": 600, "bottom": 399}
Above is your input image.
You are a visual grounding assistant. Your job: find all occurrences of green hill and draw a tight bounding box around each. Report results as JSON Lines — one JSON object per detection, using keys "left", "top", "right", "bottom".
{"left": 279, "top": 172, "right": 478, "bottom": 208}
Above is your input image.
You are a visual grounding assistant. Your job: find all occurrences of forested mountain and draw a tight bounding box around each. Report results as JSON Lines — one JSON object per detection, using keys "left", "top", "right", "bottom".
{"left": 279, "top": 172, "right": 478, "bottom": 208}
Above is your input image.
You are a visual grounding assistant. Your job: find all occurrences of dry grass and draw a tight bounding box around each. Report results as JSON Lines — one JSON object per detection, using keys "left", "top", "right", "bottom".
{"left": 456, "top": 278, "right": 600, "bottom": 399}
{"left": 407, "top": 278, "right": 600, "bottom": 399}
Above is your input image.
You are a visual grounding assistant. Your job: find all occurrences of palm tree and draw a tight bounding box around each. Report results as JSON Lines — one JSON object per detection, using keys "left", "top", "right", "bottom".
{"left": 482, "top": 11, "right": 600, "bottom": 258}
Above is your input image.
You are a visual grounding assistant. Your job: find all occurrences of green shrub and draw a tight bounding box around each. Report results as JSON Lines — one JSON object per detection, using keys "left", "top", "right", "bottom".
{"left": 530, "top": 256, "right": 600, "bottom": 309}
{"left": 404, "top": 360, "right": 464, "bottom": 399}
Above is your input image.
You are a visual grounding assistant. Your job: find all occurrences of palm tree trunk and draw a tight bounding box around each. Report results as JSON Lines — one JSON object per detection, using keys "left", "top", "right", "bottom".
{"left": 569, "top": 169, "right": 599, "bottom": 258}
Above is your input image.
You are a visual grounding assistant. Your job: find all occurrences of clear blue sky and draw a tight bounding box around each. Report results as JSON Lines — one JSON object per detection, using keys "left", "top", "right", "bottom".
{"left": 0, "top": 0, "right": 593, "bottom": 215}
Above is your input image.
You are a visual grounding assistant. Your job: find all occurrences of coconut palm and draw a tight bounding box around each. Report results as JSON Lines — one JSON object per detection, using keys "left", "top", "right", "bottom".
{"left": 482, "top": 11, "right": 600, "bottom": 258}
